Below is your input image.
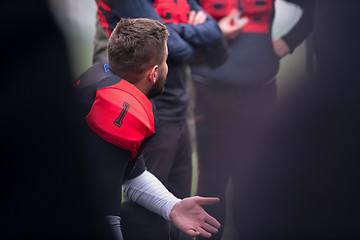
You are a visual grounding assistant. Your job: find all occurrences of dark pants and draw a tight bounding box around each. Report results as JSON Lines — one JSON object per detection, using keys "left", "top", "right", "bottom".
{"left": 120, "top": 202, "right": 169, "bottom": 240}
{"left": 121, "top": 119, "right": 193, "bottom": 240}
{"left": 194, "top": 80, "right": 277, "bottom": 240}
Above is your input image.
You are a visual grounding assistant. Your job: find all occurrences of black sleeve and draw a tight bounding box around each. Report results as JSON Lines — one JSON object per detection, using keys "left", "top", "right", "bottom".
{"left": 281, "top": 0, "right": 315, "bottom": 53}
{"left": 189, "top": 37, "right": 229, "bottom": 69}
{"left": 74, "top": 58, "right": 110, "bottom": 117}
{"left": 82, "top": 123, "right": 130, "bottom": 216}
{"left": 125, "top": 155, "right": 146, "bottom": 180}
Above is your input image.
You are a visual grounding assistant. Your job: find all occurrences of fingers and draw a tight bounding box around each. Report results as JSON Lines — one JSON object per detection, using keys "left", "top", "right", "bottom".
{"left": 273, "top": 38, "right": 290, "bottom": 58}
{"left": 185, "top": 229, "right": 200, "bottom": 237}
{"left": 195, "top": 196, "right": 221, "bottom": 206}
{"left": 218, "top": 9, "right": 248, "bottom": 40}
{"left": 197, "top": 227, "right": 212, "bottom": 238}
{"left": 205, "top": 214, "right": 221, "bottom": 229}
{"left": 186, "top": 228, "right": 212, "bottom": 238}
{"left": 184, "top": 218, "right": 220, "bottom": 238}
{"left": 222, "top": 8, "right": 238, "bottom": 22}
{"left": 202, "top": 221, "right": 219, "bottom": 234}
{"left": 226, "top": 8, "right": 249, "bottom": 28}
{"left": 189, "top": 10, "right": 207, "bottom": 25}
{"left": 234, "top": 16, "right": 249, "bottom": 28}
{"left": 188, "top": 10, "right": 196, "bottom": 24}
{"left": 173, "top": 196, "right": 222, "bottom": 238}
{"left": 195, "top": 196, "right": 221, "bottom": 229}
{"left": 194, "top": 10, "right": 207, "bottom": 25}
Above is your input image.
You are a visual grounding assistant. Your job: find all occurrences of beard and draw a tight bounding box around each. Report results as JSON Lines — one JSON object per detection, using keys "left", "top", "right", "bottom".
{"left": 147, "top": 73, "right": 166, "bottom": 99}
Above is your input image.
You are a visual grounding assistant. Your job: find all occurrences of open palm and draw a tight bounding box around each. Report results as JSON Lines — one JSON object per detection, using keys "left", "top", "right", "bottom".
{"left": 169, "top": 196, "right": 221, "bottom": 238}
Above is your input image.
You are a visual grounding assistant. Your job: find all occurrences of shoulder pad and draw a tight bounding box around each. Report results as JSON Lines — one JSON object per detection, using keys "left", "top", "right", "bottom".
{"left": 85, "top": 80, "right": 155, "bottom": 160}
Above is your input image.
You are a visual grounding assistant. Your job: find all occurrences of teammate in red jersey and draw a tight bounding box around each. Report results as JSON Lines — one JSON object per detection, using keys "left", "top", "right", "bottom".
{"left": 75, "top": 18, "right": 220, "bottom": 240}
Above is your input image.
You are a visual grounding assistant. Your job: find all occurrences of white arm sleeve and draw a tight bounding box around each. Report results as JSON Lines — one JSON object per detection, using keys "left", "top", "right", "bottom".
{"left": 122, "top": 170, "right": 181, "bottom": 221}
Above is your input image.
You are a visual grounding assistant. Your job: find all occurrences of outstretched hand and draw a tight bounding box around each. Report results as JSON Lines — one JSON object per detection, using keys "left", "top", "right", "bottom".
{"left": 169, "top": 196, "right": 221, "bottom": 238}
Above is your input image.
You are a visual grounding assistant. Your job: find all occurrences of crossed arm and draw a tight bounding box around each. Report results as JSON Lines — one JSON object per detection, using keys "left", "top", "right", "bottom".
{"left": 111, "top": 0, "right": 223, "bottom": 62}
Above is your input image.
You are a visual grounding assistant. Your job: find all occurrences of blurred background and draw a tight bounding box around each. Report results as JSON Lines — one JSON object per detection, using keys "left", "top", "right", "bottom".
{"left": 49, "top": 0, "right": 310, "bottom": 99}
{"left": 47, "top": 1, "right": 313, "bottom": 239}
{"left": 3, "top": 1, "right": 358, "bottom": 239}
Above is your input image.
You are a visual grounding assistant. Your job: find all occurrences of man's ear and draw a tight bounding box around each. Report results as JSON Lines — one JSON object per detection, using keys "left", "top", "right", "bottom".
{"left": 150, "top": 65, "right": 158, "bottom": 84}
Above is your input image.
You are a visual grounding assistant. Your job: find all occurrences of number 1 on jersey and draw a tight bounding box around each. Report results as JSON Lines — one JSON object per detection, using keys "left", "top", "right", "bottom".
{"left": 114, "top": 102, "right": 130, "bottom": 128}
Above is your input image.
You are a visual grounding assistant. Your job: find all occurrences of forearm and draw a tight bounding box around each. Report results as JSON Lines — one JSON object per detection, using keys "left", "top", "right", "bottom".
{"left": 171, "top": 20, "right": 223, "bottom": 47}
{"left": 122, "top": 170, "right": 181, "bottom": 220}
{"left": 282, "top": 0, "right": 315, "bottom": 52}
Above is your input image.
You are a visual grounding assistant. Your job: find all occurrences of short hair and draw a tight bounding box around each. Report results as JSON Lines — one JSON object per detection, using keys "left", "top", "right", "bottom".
{"left": 107, "top": 18, "right": 169, "bottom": 83}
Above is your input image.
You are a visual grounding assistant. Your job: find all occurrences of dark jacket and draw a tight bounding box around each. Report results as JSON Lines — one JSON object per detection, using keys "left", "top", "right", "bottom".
{"left": 96, "top": 0, "right": 225, "bottom": 120}
{"left": 192, "top": 0, "right": 315, "bottom": 87}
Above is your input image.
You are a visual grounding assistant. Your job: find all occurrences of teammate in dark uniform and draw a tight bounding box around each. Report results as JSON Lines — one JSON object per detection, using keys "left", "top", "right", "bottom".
{"left": 191, "top": 1, "right": 315, "bottom": 239}
{"left": 75, "top": 18, "right": 221, "bottom": 240}
{"left": 231, "top": 1, "right": 360, "bottom": 238}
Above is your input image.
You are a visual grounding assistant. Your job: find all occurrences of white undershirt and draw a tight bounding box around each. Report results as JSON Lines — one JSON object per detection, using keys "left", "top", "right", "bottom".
{"left": 122, "top": 170, "right": 182, "bottom": 221}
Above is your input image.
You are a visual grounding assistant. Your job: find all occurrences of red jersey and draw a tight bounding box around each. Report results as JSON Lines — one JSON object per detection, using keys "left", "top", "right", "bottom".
{"left": 153, "top": 0, "right": 191, "bottom": 24}
{"left": 76, "top": 58, "right": 156, "bottom": 161}
{"left": 200, "top": 0, "right": 274, "bottom": 33}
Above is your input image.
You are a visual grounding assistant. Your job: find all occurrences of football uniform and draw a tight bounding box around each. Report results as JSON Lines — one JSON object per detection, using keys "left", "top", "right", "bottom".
{"left": 192, "top": 1, "right": 315, "bottom": 239}
{"left": 76, "top": 58, "right": 156, "bottom": 161}
{"left": 92, "top": 2, "right": 225, "bottom": 239}
{"left": 75, "top": 58, "right": 157, "bottom": 215}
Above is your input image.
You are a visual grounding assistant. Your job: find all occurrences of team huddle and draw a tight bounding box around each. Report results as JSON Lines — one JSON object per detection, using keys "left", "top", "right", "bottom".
{"left": 77, "top": 0, "right": 315, "bottom": 240}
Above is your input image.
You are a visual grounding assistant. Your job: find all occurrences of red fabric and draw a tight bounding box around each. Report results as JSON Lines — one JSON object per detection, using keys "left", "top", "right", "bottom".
{"left": 97, "top": 0, "right": 111, "bottom": 11}
{"left": 200, "top": 0, "right": 273, "bottom": 33}
{"left": 200, "top": 0, "right": 236, "bottom": 20}
{"left": 153, "top": 0, "right": 190, "bottom": 24}
{"left": 96, "top": 0, "right": 113, "bottom": 37}
{"left": 86, "top": 80, "right": 155, "bottom": 160}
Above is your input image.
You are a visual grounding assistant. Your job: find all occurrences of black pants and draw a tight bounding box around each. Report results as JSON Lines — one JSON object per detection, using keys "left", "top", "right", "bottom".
{"left": 194, "top": 80, "right": 277, "bottom": 240}
{"left": 121, "top": 119, "right": 193, "bottom": 240}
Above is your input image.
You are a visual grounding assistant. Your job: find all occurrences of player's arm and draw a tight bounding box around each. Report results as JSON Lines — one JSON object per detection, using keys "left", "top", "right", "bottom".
{"left": 170, "top": 0, "right": 224, "bottom": 47}
{"left": 112, "top": 0, "right": 196, "bottom": 62}
{"left": 123, "top": 170, "right": 221, "bottom": 238}
{"left": 274, "top": 0, "right": 315, "bottom": 57}
{"left": 176, "top": 1, "right": 230, "bottom": 68}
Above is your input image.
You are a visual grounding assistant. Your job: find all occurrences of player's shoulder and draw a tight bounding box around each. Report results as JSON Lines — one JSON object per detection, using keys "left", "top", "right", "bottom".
{"left": 85, "top": 76, "right": 156, "bottom": 160}
{"left": 74, "top": 58, "right": 123, "bottom": 115}
{"left": 75, "top": 58, "right": 118, "bottom": 90}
